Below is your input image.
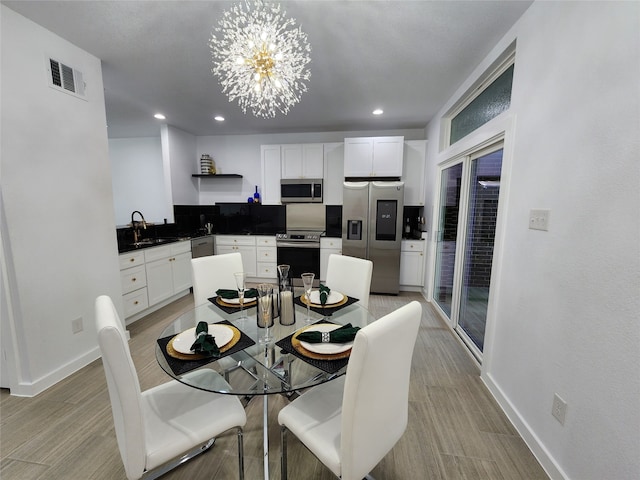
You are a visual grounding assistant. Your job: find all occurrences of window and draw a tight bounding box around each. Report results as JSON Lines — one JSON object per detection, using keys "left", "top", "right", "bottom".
{"left": 450, "top": 65, "right": 514, "bottom": 144}
{"left": 444, "top": 46, "right": 515, "bottom": 148}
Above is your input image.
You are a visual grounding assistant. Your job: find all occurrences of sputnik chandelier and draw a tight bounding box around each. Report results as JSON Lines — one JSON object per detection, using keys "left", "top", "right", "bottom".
{"left": 209, "top": 0, "right": 311, "bottom": 118}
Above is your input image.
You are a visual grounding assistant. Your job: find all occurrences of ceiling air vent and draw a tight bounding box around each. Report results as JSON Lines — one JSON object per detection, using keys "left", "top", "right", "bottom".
{"left": 47, "top": 57, "right": 86, "bottom": 100}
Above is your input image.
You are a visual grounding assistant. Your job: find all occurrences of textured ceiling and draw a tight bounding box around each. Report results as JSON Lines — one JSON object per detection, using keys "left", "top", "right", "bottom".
{"left": 3, "top": 0, "right": 532, "bottom": 138}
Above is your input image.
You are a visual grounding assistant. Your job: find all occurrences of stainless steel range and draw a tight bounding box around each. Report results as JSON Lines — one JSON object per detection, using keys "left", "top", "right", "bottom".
{"left": 276, "top": 230, "right": 322, "bottom": 287}
{"left": 277, "top": 204, "right": 325, "bottom": 286}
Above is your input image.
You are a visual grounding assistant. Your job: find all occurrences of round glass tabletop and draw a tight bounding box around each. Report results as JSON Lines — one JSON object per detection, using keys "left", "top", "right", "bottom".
{"left": 155, "top": 295, "right": 373, "bottom": 396}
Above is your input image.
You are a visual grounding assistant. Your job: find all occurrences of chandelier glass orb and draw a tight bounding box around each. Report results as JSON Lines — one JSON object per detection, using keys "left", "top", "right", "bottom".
{"left": 209, "top": 0, "right": 312, "bottom": 118}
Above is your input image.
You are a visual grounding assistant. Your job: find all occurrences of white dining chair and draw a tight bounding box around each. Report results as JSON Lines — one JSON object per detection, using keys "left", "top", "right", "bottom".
{"left": 325, "top": 254, "right": 374, "bottom": 309}
{"left": 278, "top": 300, "right": 422, "bottom": 480}
{"left": 95, "top": 295, "right": 247, "bottom": 480}
{"left": 191, "top": 252, "right": 244, "bottom": 307}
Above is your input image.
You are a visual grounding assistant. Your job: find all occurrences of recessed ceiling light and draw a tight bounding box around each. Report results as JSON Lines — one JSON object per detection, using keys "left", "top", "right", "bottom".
{"left": 372, "top": 108, "right": 383, "bottom": 115}
{"left": 154, "top": 113, "right": 166, "bottom": 120}
{"left": 214, "top": 115, "right": 225, "bottom": 122}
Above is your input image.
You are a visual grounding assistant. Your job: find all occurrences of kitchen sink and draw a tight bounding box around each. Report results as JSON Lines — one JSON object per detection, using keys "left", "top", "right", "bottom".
{"left": 128, "top": 237, "right": 179, "bottom": 247}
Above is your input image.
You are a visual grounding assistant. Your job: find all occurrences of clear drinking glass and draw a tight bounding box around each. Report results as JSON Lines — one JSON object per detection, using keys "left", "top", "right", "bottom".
{"left": 256, "top": 284, "right": 274, "bottom": 344}
{"left": 234, "top": 272, "right": 247, "bottom": 321}
{"left": 301, "top": 272, "right": 315, "bottom": 324}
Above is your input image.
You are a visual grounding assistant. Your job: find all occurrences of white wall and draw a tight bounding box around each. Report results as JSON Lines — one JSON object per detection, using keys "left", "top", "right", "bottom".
{"left": 161, "top": 124, "right": 198, "bottom": 210}
{"left": 424, "top": 2, "right": 639, "bottom": 478}
{"left": 0, "top": 5, "right": 123, "bottom": 396}
{"left": 109, "top": 137, "right": 169, "bottom": 225}
{"left": 196, "top": 128, "right": 425, "bottom": 204}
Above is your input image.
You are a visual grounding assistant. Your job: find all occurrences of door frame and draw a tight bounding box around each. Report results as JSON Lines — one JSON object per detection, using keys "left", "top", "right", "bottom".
{"left": 427, "top": 114, "right": 515, "bottom": 365}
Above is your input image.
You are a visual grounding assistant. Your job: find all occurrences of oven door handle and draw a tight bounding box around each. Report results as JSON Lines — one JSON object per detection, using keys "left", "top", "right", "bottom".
{"left": 276, "top": 242, "right": 320, "bottom": 249}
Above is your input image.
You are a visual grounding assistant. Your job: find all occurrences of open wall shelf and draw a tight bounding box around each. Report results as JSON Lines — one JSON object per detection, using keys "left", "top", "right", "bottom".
{"left": 192, "top": 174, "right": 243, "bottom": 178}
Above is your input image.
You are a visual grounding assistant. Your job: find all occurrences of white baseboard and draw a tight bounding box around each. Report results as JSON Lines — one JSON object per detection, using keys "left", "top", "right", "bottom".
{"left": 10, "top": 346, "right": 101, "bottom": 397}
{"left": 399, "top": 285, "right": 423, "bottom": 292}
{"left": 482, "top": 372, "right": 568, "bottom": 480}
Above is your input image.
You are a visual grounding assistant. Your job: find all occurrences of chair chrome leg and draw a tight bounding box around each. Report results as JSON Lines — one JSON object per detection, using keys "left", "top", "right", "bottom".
{"left": 237, "top": 427, "right": 245, "bottom": 480}
{"left": 141, "top": 438, "right": 215, "bottom": 480}
{"left": 280, "top": 426, "right": 288, "bottom": 480}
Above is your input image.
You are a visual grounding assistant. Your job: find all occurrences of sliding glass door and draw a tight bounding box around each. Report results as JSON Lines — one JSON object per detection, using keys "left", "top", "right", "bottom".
{"left": 433, "top": 163, "right": 463, "bottom": 318}
{"left": 433, "top": 143, "right": 503, "bottom": 359}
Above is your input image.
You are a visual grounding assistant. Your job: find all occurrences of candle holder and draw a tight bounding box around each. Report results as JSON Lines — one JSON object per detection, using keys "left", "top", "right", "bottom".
{"left": 279, "top": 285, "right": 296, "bottom": 325}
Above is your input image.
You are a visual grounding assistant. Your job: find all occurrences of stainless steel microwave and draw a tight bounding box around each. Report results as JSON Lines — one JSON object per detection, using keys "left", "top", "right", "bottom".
{"left": 280, "top": 179, "right": 323, "bottom": 203}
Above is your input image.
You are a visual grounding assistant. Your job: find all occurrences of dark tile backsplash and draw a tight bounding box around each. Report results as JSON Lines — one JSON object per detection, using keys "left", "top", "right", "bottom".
{"left": 118, "top": 205, "right": 342, "bottom": 251}
{"left": 175, "top": 203, "right": 286, "bottom": 236}
{"left": 173, "top": 204, "right": 219, "bottom": 236}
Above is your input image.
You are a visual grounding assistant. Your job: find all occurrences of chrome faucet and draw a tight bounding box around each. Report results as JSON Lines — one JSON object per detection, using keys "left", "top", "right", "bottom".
{"left": 131, "top": 210, "right": 147, "bottom": 243}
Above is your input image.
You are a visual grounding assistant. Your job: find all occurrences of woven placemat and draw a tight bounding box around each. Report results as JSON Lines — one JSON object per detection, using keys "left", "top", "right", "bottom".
{"left": 276, "top": 321, "right": 351, "bottom": 374}
{"left": 166, "top": 324, "right": 241, "bottom": 360}
{"left": 300, "top": 293, "right": 349, "bottom": 308}
{"left": 208, "top": 296, "right": 257, "bottom": 315}
{"left": 157, "top": 320, "right": 256, "bottom": 376}
{"left": 291, "top": 324, "right": 352, "bottom": 360}
{"left": 294, "top": 295, "right": 359, "bottom": 316}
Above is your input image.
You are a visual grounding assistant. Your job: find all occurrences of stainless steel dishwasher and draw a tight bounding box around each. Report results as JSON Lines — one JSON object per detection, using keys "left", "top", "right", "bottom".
{"left": 190, "top": 236, "right": 214, "bottom": 258}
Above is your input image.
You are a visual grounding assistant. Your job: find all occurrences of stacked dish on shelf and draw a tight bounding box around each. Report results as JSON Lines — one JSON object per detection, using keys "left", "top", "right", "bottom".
{"left": 200, "top": 154, "right": 215, "bottom": 174}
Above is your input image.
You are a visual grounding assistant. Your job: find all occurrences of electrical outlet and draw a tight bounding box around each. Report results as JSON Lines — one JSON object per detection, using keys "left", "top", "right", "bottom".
{"left": 529, "top": 209, "right": 550, "bottom": 231}
{"left": 552, "top": 393, "right": 567, "bottom": 425}
{"left": 71, "top": 317, "right": 83, "bottom": 334}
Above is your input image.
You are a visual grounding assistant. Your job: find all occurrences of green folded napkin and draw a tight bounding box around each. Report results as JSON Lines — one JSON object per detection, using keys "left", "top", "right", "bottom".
{"left": 190, "top": 321, "right": 220, "bottom": 357}
{"left": 319, "top": 283, "right": 330, "bottom": 306}
{"left": 297, "top": 323, "right": 360, "bottom": 344}
{"left": 216, "top": 288, "right": 258, "bottom": 299}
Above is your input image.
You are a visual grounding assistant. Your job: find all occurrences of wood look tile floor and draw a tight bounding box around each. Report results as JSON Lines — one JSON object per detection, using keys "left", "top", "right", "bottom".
{"left": 0, "top": 292, "right": 548, "bottom": 480}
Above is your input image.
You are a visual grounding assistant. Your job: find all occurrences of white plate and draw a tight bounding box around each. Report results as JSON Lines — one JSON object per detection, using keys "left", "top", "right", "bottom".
{"left": 172, "top": 324, "right": 235, "bottom": 354}
{"left": 298, "top": 324, "right": 353, "bottom": 355}
{"left": 221, "top": 296, "right": 256, "bottom": 305}
{"left": 308, "top": 290, "right": 344, "bottom": 305}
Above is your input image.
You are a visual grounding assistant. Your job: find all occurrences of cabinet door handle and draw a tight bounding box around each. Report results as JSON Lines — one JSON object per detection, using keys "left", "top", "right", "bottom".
{"left": 129, "top": 258, "right": 135, "bottom": 262}
{"left": 134, "top": 300, "right": 139, "bottom": 305}
{"left": 132, "top": 277, "right": 136, "bottom": 282}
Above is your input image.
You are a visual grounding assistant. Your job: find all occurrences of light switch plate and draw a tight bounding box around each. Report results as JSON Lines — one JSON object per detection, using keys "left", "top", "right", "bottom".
{"left": 529, "top": 209, "right": 550, "bottom": 231}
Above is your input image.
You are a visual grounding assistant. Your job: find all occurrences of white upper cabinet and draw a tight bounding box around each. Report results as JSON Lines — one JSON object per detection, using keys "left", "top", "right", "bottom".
{"left": 344, "top": 136, "right": 404, "bottom": 177}
{"left": 261, "top": 144, "right": 282, "bottom": 205}
{"left": 323, "top": 142, "right": 344, "bottom": 205}
{"left": 402, "top": 140, "right": 427, "bottom": 206}
{"left": 281, "top": 143, "right": 324, "bottom": 179}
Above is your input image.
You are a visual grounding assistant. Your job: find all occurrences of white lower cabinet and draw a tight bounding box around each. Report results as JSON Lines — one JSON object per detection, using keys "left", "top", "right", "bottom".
{"left": 399, "top": 240, "right": 425, "bottom": 287}
{"left": 215, "top": 235, "right": 258, "bottom": 278}
{"left": 255, "top": 236, "right": 277, "bottom": 279}
{"left": 119, "top": 240, "right": 192, "bottom": 320}
{"left": 320, "top": 237, "right": 342, "bottom": 281}
{"left": 119, "top": 251, "right": 149, "bottom": 318}
{"left": 145, "top": 241, "right": 193, "bottom": 306}
{"left": 122, "top": 287, "right": 149, "bottom": 318}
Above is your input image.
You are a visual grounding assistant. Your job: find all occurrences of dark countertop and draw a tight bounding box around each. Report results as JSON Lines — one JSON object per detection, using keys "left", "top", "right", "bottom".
{"left": 118, "top": 236, "right": 193, "bottom": 254}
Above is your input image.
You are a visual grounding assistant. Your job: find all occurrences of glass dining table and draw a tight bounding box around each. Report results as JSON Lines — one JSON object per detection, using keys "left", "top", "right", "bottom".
{"left": 155, "top": 292, "right": 374, "bottom": 480}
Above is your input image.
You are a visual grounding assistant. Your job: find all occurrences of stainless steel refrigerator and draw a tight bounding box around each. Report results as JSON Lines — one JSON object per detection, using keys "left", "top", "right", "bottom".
{"left": 342, "top": 181, "right": 404, "bottom": 294}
